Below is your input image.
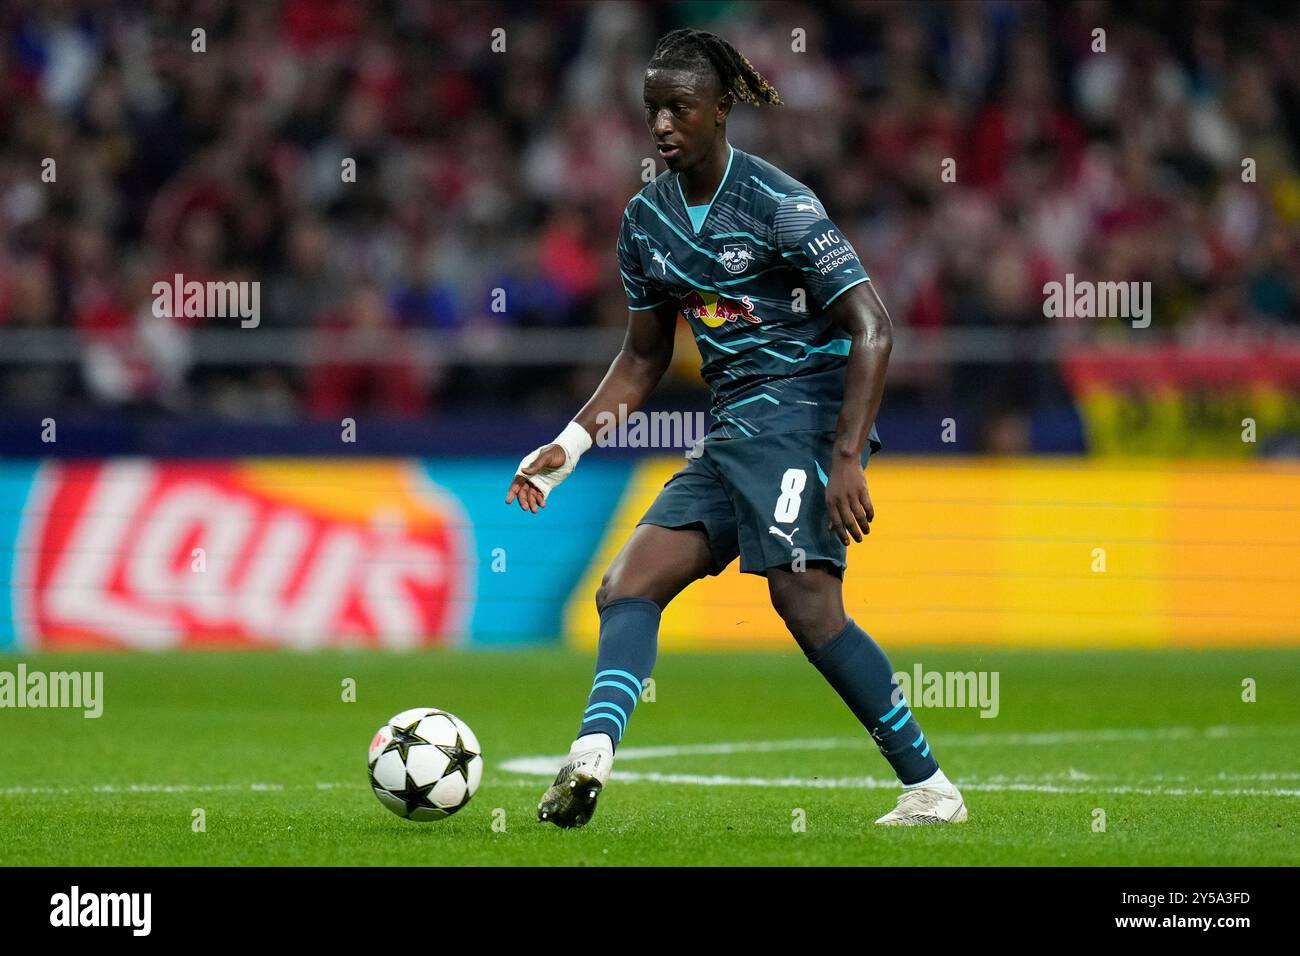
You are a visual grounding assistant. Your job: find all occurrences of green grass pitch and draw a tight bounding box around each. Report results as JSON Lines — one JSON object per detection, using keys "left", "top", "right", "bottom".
{"left": 1, "top": 647, "right": 1297, "bottom": 866}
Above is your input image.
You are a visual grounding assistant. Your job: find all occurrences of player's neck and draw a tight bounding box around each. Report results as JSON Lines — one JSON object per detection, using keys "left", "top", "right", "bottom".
{"left": 679, "top": 140, "right": 732, "bottom": 205}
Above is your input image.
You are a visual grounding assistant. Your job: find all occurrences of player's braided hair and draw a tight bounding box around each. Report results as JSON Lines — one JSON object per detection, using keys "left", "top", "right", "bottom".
{"left": 648, "top": 29, "right": 783, "bottom": 106}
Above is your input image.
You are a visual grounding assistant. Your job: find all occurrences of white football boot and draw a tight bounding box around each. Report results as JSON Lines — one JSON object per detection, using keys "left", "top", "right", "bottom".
{"left": 537, "top": 735, "right": 614, "bottom": 828}
{"left": 874, "top": 782, "right": 969, "bottom": 826}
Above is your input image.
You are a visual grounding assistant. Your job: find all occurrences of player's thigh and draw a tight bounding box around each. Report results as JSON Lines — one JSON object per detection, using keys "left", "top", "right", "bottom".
{"left": 597, "top": 523, "right": 716, "bottom": 611}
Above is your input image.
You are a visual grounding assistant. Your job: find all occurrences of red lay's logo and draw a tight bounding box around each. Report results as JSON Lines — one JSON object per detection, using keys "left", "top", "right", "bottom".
{"left": 22, "top": 461, "right": 468, "bottom": 649}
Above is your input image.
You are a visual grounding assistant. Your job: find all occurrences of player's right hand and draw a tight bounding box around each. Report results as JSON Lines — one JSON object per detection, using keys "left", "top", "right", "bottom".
{"left": 505, "top": 443, "right": 568, "bottom": 513}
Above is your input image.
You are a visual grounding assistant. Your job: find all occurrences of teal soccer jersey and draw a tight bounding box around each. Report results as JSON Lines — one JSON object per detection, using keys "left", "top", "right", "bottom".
{"left": 617, "top": 144, "right": 881, "bottom": 449}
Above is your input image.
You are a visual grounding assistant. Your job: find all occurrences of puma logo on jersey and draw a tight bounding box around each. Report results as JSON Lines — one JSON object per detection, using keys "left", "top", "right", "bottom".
{"left": 768, "top": 526, "right": 799, "bottom": 546}
{"left": 651, "top": 250, "right": 672, "bottom": 275}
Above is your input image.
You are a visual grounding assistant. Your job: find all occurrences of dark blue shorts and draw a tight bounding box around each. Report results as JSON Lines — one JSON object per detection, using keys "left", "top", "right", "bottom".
{"left": 637, "top": 429, "right": 873, "bottom": 576}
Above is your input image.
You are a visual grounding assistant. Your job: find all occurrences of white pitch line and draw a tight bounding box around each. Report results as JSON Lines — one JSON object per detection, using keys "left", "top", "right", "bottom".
{"left": 16, "top": 775, "right": 1298, "bottom": 800}
{"left": 562, "top": 770, "right": 1300, "bottom": 799}
{"left": 499, "top": 725, "right": 1300, "bottom": 799}
{"left": 0, "top": 781, "right": 353, "bottom": 797}
{"left": 3, "top": 726, "right": 1296, "bottom": 800}
{"left": 583, "top": 724, "right": 1299, "bottom": 763}
{"left": 501, "top": 724, "right": 1298, "bottom": 776}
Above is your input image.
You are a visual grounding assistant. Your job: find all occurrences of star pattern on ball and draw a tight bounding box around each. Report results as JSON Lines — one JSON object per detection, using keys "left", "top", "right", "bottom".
{"left": 437, "top": 733, "right": 479, "bottom": 782}
{"left": 382, "top": 719, "right": 432, "bottom": 762}
{"left": 389, "top": 772, "right": 438, "bottom": 817}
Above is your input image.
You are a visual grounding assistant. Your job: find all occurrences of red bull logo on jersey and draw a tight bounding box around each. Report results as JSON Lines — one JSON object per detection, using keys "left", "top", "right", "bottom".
{"left": 680, "top": 289, "right": 760, "bottom": 329}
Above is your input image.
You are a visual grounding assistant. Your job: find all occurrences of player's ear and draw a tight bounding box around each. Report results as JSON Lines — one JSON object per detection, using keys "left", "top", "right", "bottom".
{"left": 716, "top": 92, "right": 734, "bottom": 124}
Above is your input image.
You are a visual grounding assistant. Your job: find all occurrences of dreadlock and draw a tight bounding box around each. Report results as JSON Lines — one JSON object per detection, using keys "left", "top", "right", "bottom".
{"left": 648, "top": 29, "right": 783, "bottom": 106}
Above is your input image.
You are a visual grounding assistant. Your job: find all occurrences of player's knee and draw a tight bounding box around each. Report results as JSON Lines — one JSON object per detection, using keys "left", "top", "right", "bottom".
{"left": 769, "top": 575, "right": 843, "bottom": 647}
{"left": 594, "top": 571, "right": 615, "bottom": 614}
{"left": 595, "top": 565, "right": 645, "bottom": 613}
{"left": 792, "top": 617, "right": 846, "bottom": 651}
{"left": 775, "top": 601, "right": 834, "bottom": 646}
{"left": 769, "top": 585, "right": 806, "bottom": 631}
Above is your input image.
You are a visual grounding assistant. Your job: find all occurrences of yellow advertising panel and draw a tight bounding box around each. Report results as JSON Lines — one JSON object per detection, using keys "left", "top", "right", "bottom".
{"left": 565, "top": 458, "right": 1300, "bottom": 649}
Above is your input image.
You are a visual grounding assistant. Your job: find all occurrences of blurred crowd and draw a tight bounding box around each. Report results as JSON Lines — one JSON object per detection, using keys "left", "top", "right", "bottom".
{"left": 0, "top": 0, "right": 1297, "bottom": 421}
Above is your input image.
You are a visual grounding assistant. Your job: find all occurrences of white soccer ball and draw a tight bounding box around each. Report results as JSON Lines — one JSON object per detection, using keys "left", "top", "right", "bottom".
{"left": 368, "top": 707, "right": 483, "bottom": 820}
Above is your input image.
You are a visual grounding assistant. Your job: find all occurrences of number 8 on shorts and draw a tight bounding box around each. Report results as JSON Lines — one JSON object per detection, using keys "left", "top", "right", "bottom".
{"left": 773, "top": 468, "right": 807, "bottom": 523}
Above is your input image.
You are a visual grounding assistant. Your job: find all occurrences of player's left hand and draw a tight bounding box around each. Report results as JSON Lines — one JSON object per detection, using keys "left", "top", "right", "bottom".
{"left": 505, "top": 443, "right": 568, "bottom": 513}
{"left": 826, "top": 458, "right": 874, "bottom": 545}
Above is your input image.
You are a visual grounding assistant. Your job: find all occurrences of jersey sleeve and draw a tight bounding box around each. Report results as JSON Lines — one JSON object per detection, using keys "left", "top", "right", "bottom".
{"left": 773, "top": 192, "right": 871, "bottom": 311}
{"left": 616, "top": 210, "right": 671, "bottom": 312}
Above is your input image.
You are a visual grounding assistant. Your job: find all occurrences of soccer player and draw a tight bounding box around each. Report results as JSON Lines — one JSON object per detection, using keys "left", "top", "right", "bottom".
{"left": 506, "top": 29, "right": 967, "bottom": 827}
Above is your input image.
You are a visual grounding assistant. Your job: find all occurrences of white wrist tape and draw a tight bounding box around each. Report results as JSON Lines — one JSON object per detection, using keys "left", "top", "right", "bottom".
{"left": 515, "top": 421, "right": 592, "bottom": 501}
